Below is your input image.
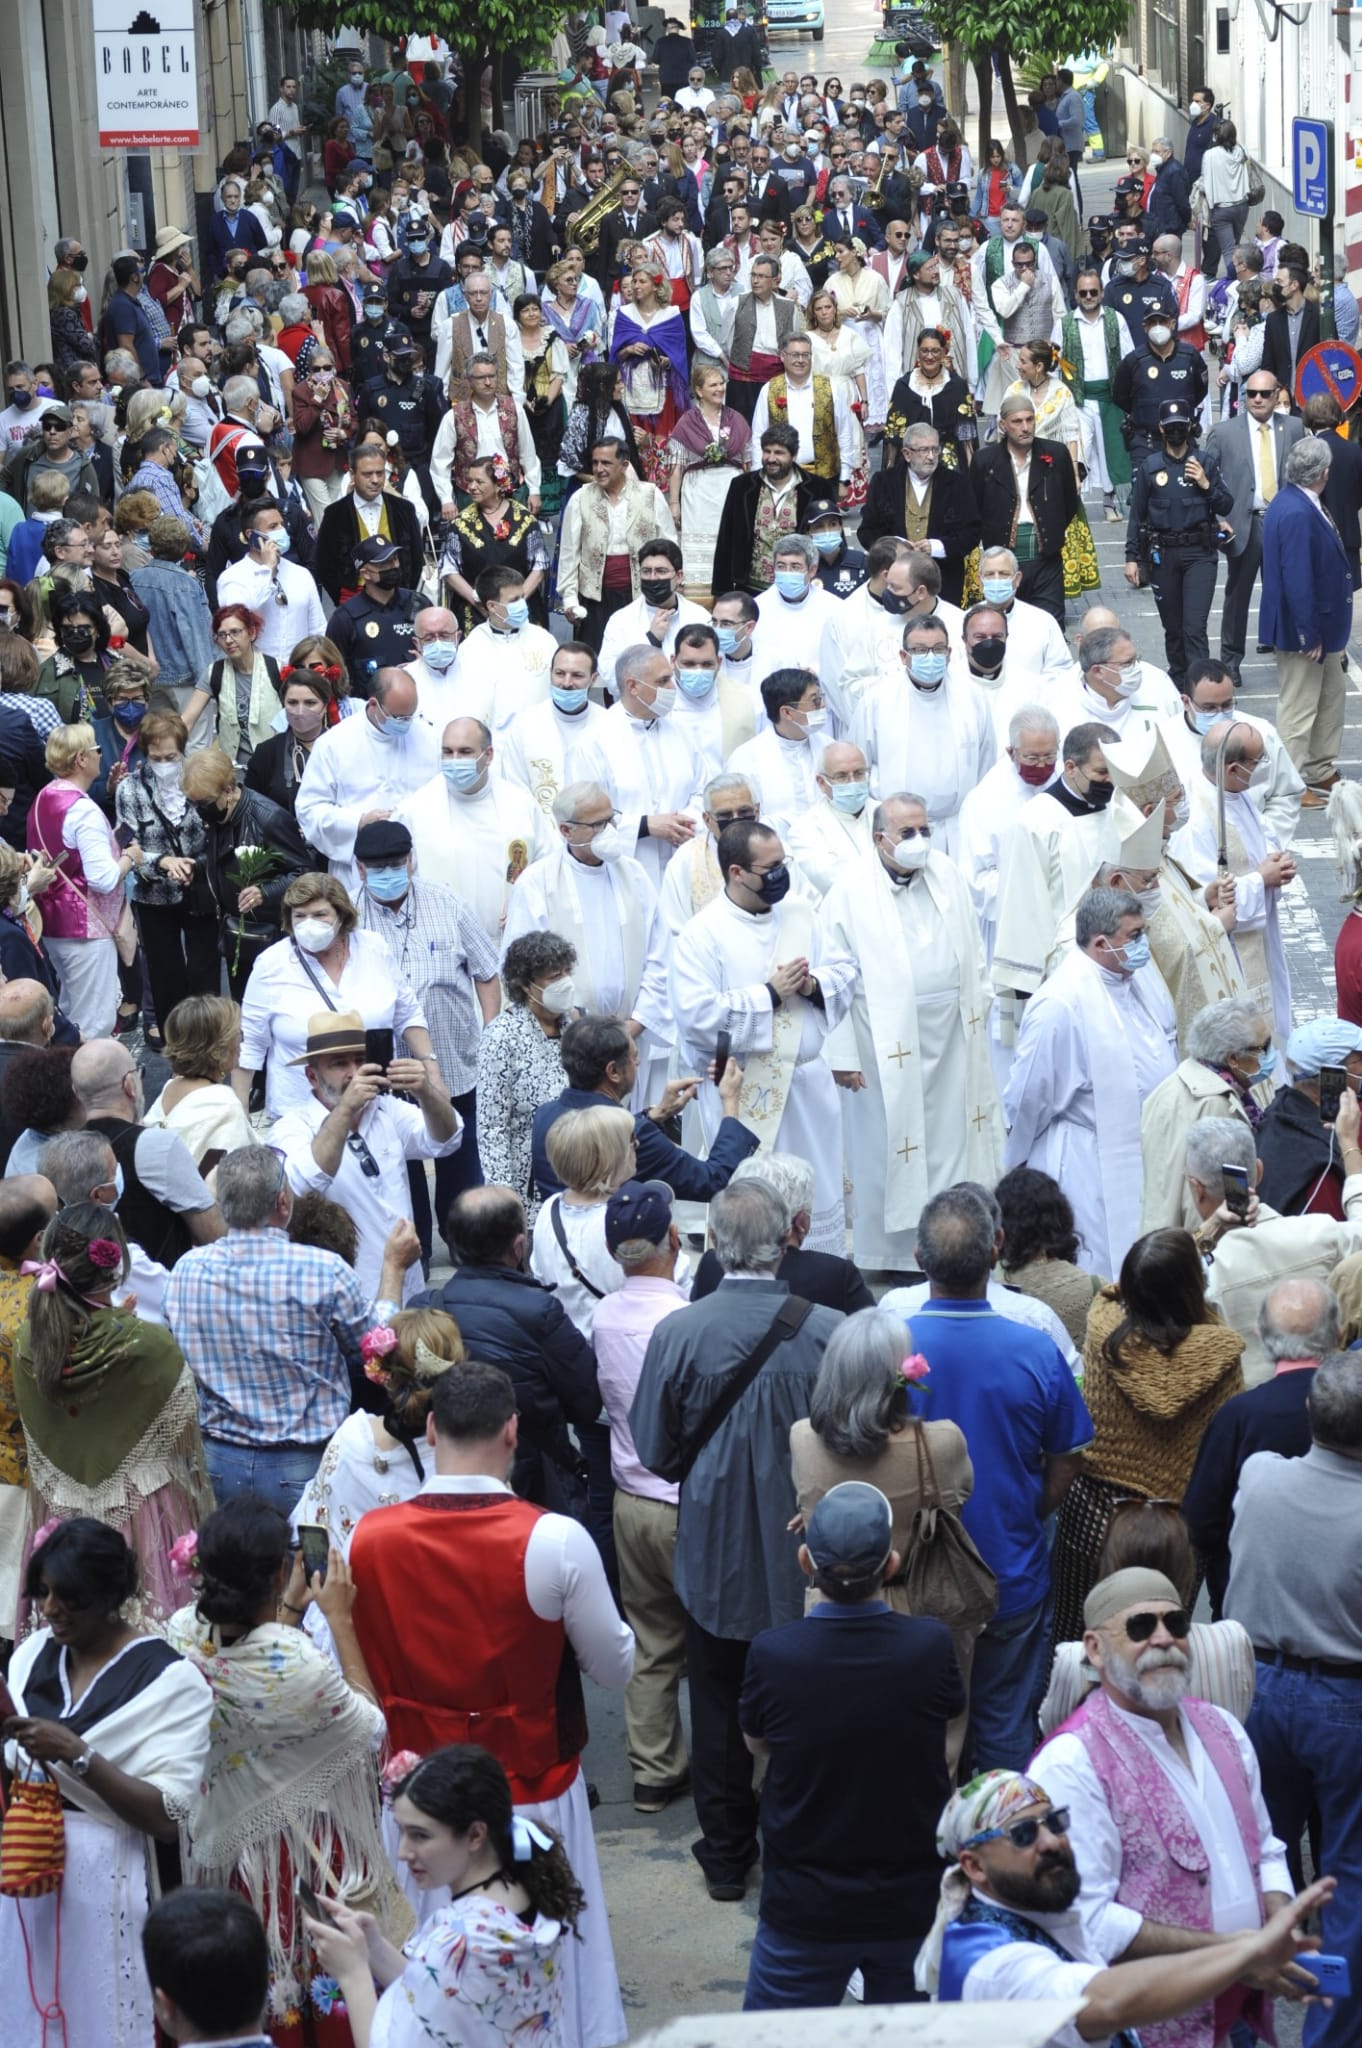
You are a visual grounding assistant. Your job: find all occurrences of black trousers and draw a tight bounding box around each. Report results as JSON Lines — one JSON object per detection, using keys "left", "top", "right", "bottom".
{"left": 1067, "top": 147, "right": 1084, "bottom": 215}
{"left": 1219, "top": 511, "right": 1263, "bottom": 676}
{"left": 579, "top": 587, "right": 632, "bottom": 655}
{"left": 683, "top": 1614, "right": 757, "bottom": 1883}
{"left": 1018, "top": 550, "right": 1066, "bottom": 626}
{"left": 407, "top": 1086, "right": 483, "bottom": 1262}
{"left": 1149, "top": 542, "right": 1219, "bottom": 687}
{"left": 133, "top": 901, "right": 220, "bottom": 1034}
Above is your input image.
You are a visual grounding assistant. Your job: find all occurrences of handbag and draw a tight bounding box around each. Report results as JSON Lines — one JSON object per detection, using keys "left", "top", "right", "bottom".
{"left": 1245, "top": 170, "right": 1266, "bottom": 207}
{"left": 0, "top": 1764, "right": 66, "bottom": 1898}
{"left": 898, "top": 1422, "right": 999, "bottom": 1634}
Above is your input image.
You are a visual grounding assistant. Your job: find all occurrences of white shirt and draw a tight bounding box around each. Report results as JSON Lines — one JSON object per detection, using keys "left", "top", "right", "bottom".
{"left": 272, "top": 1089, "right": 463, "bottom": 1301}
{"left": 216, "top": 556, "right": 328, "bottom": 664}
{"left": 0, "top": 396, "right": 56, "bottom": 449}
{"left": 238, "top": 928, "right": 428, "bottom": 1118}
{"left": 597, "top": 593, "right": 709, "bottom": 691}
{"left": 753, "top": 297, "right": 779, "bottom": 351}
{"left": 954, "top": 1889, "right": 1113, "bottom": 2048}
{"left": 430, "top": 396, "right": 541, "bottom": 501}
{"left": 295, "top": 712, "right": 442, "bottom": 898}
{"left": 421, "top": 1476, "right": 634, "bottom": 1686}
{"left": 455, "top": 620, "right": 556, "bottom": 734}
{"left": 750, "top": 376, "right": 857, "bottom": 482}
{"left": 59, "top": 788, "right": 123, "bottom": 894}
{"left": 1249, "top": 417, "right": 1277, "bottom": 514}
{"left": 1034, "top": 1699, "right": 1291, "bottom": 1959}
{"left": 395, "top": 773, "right": 555, "bottom": 943}
{"left": 1012, "top": 453, "right": 1034, "bottom": 528}
{"left": 676, "top": 85, "right": 715, "bottom": 113}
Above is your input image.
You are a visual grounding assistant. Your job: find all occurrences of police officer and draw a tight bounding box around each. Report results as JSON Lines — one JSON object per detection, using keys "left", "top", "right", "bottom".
{"left": 359, "top": 323, "right": 445, "bottom": 466}
{"left": 384, "top": 219, "right": 454, "bottom": 350}
{"left": 1102, "top": 236, "right": 1176, "bottom": 331}
{"left": 350, "top": 281, "right": 391, "bottom": 388}
{"left": 325, "top": 537, "right": 420, "bottom": 698}
{"left": 1125, "top": 398, "right": 1233, "bottom": 688}
{"left": 1111, "top": 301, "right": 1209, "bottom": 467}
{"left": 804, "top": 499, "right": 868, "bottom": 596}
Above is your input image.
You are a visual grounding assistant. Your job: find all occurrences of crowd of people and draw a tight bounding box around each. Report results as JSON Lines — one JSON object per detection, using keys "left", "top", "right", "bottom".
{"left": 0, "top": 20, "right": 1358, "bottom": 2048}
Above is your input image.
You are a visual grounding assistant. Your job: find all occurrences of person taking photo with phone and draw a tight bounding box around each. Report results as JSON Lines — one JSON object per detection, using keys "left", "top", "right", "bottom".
{"left": 1255, "top": 1018, "right": 1362, "bottom": 1220}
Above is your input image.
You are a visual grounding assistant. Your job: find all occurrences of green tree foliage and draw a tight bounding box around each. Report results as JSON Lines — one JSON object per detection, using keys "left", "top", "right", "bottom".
{"left": 929, "top": 0, "right": 1127, "bottom": 160}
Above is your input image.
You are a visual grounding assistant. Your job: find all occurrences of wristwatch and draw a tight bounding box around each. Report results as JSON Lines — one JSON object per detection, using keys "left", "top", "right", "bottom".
{"left": 68, "top": 1746, "right": 93, "bottom": 1779}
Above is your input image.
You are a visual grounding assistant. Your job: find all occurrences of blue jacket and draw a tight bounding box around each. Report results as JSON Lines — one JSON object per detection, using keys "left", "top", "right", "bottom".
{"left": 411, "top": 1263, "right": 600, "bottom": 1506}
{"left": 1146, "top": 155, "right": 1192, "bottom": 236}
{"left": 531, "top": 1086, "right": 760, "bottom": 1204}
{"left": 1258, "top": 482, "right": 1353, "bottom": 656}
{"left": 129, "top": 559, "right": 216, "bottom": 689}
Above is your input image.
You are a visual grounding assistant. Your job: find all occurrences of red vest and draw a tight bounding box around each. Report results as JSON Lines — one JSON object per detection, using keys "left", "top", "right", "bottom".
{"left": 450, "top": 397, "right": 523, "bottom": 494}
{"left": 350, "top": 1492, "right": 586, "bottom": 1803}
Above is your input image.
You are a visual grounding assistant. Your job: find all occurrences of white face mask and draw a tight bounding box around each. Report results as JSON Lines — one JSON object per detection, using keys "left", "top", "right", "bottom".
{"left": 888, "top": 835, "right": 930, "bottom": 872}
{"left": 794, "top": 707, "right": 827, "bottom": 737}
{"left": 586, "top": 823, "right": 624, "bottom": 863}
{"left": 1112, "top": 661, "right": 1143, "bottom": 700}
{"left": 293, "top": 915, "right": 337, "bottom": 954}
{"left": 1137, "top": 886, "right": 1162, "bottom": 919}
{"left": 1170, "top": 795, "right": 1190, "bottom": 828}
{"left": 73, "top": 286, "right": 88, "bottom": 306}
{"left": 150, "top": 758, "right": 182, "bottom": 784}
{"left": 1147, "top": 324, "right": 1173, "bottom": 348}
{"left": 641, "top": 684, "right": 677, "bottom": 718}
{"left": 537, "top": 974, "right": 577, "bottom": 1015}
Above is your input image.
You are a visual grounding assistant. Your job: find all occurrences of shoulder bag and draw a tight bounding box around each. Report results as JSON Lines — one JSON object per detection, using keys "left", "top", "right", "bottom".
{"left": 676, "top": 1295, "right": 812, "bottom": 1486}
{"left": 898, "top": 1422, "right": 999, "bottom": 1633}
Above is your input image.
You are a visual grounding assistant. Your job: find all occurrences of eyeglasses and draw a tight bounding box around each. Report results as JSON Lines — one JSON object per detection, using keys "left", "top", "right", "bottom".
{"left": 570, "top": 811, "right": 622, "bottom": 836}
{"left": 965, "top": 1807, "right": 1071, "bottom": 1851}
{"left": 345, "top": 1129, "right": 381, "bottom": 1179}
{"left": 1123, "top": 1608, "right": 1191, "bottom": 1642}
{"left": 1245, "top": 386, "right": 1277, "bottom": 399}
{"left": 711, "top": 806, "right": 757, "bottom": 827}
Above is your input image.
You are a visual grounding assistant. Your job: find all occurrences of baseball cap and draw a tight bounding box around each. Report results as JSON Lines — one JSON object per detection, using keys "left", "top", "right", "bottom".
{"left": 1286, "top": 1018, "right": 1362, "bottom": 1077}
{"left": 1158, "top": 399, "right": 1193, "bottom": 428}
{"left": 805, "top": 1482, "right": 894, "bottom": 1574}
{"left": 604, "top": 1178, "right": 673, "bottom": 1254}
{"left": 355, "top": 536, "right": 401, "bottom": 567}
{"left": 802, "top": 496, "right": 842, "bottom": 529}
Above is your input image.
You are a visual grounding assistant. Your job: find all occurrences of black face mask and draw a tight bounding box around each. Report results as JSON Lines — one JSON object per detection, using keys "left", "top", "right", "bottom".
{"left": 389, "top": 354, "right": 415, "bottom": 377}
{"left": 1079, "top": 774, "right": 1115, "bottom": 810}
{"left": 879, "top": 589, "right": 910, "bottom": 615}
{"left": 69, "top": 253, "right": 89, "bottom": 272}
{"left": 237, "top": 467, "right": 269, "bottom": 497}
{"left": 639, "top": 576, "right": 676, "bottom": 607}
{"left": 968, "top": 635, "right": 1006, "bottom": 672}
{"left": 61, "top": 626, "right": 95, "bottom": 653}
{"left": 370, "top": 571, "right": 401, "bottom": 592}
{"left": 751, "top": 863, "right": 791, "bottom": 905}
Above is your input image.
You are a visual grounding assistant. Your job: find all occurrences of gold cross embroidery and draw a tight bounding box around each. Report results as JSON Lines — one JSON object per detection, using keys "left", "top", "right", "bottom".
{"left": 970, "top": 1105, "right": 989, "bottom": 1132}
{"left": 965, "top": 1007, "right": 981, "bottom": 1033}
{"left": 887, "top": 1042, "right": 912, "bottom": 1067}
{"left": 897, "top": 1137, "right": 919, "bottom": 1165}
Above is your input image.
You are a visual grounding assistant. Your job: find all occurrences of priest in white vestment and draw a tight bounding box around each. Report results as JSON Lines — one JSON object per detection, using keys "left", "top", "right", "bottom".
{"left": 394, "top": 716, "right": 554, "bottom": 943}
{"left": 975, "top": 547, "right": 1084, "bottom": 690}
{"left": 668, "top": 623, "right": 757, "bottom": 779}
{"left": 727, "top": 670, "right": 828, "bottom": 841}
{"left": 1162, "top": 660, "right": 1304, "bottom": 851}
{"left": 1071, "top": 620, "right": 1182, "bottom": 737}
{"left": 1170, "top": 720, "right": 1296, "bottom": 1045}
{"left": 749, "top": 536, "right": 844, "bottom": 715}
{"left": 823, "top": 792, "right": 1004, "bottom": 1268}
{"left": 400, "top": 608, "right": 493, "bottom": 733}
{"left": 295, "top": 670, "right": 441, "bottom": 899}
{"left": 991, "top": 718, "right": 1122, "bottom": 1006}
{"left": 498, "top": 642, "right": 609, "bottom": 817}
{"left": 657, "top": 771, "right": 761, "bottom": 936}
{"left": 1098, "top": 723, "right": 1251, "bottom": 1052}
{"left": 597, "top": 540, "right": 710, "bottom": 689}
{"left": 784, "top": 742, "right": 876, "bottom": 898}
{"left": 502, "top": 781, "right": 669, "bottom": 1038}
{"left": 669, "top": 818, "right": 856, "bottom": 1252}
{"left": 1003, "top": 885, "right": 1179, "bottom": 1279}
{"left": 455, "top": 592, "right": 556, "bottom": 734}
{"left": 578, "top": 645, "right": 704, "bottom": 888}
{"left": 853, "top": 613, "right": 995, "bottom": 858}
{"left": 816, "top": 543, "right": 914, "bottom": 727}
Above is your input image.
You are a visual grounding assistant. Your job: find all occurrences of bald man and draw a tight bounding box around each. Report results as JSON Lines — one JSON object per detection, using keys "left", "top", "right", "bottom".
{"left": 394, "top": 714, "right": 554, "bottom": 944}
{"left": 402, "top": 606, "right": 492, "bottom": 732}
{"left": 73, "top": 1037, "right": 223, "bottom": 1266}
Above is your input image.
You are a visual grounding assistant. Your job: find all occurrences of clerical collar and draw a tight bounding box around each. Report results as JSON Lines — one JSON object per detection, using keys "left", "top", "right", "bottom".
{"left": 724, "top": 889, "right": 772, "bottom": 919}
{"left": 1050, "top": 777, "right": 1101, "bottom": 817}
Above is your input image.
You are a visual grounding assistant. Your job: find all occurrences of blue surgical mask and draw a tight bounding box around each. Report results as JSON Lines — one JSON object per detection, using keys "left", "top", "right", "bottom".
{"left": 1117, "top": 933, "right": 1151, "bottom": 972}
{"left": 1190, "top": 706, "right": 1224, "bottom": 735}
{"left": 830, "top": 780, "right": 869, "bottom": 814}
{"left": 811, "top": 530, "right": 842, "bottom": 554}
{"left": 715, "top": 625, "right": 741, "bottom": 656}
{"left": 501, "top": 598, "right": 530, "bottom": 628}
{"left": 909, "top": 652, "right": 948, "bottom": 686}
{"left": 551, "top": 684, "right": 590, "bottom": 714}
{"left": 1244, "top": 1044, "right": 1277, "bottom": 1082}
{"left": 980, "top": 576, "right": 1014, "bottom": 606}
{"left": 675, "top": 665, "right": 716, "bottom": 700}
{"left": 443, "top": 756, "right": 483, "bottom": 790}
{"left": 421, "top": 639, "right": 458, "bottom": 672}
{"left": 365, "top": 864, "right": 410, "bottom": 901}
{"left": 379, "top": 713, "right": 414, "bottom": 739}
{"left": 774, "top": 569, "right": 808, "bottom": 601}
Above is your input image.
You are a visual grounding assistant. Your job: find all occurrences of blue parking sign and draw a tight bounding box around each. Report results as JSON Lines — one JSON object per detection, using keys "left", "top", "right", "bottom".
{"left": 1293, "top": 117, "right": 1333, "bottom": 218}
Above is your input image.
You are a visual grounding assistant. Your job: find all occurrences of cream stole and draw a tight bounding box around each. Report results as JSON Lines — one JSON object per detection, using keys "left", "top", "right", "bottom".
{"left": 736, "top": 893, "right": 816, "bottom": 1144}
{"left": 1151, "top": 851, "right": 1250, "bottom": 1053}
{"left": 1188, "top": 785, "right": 1272, "bottom": 1022}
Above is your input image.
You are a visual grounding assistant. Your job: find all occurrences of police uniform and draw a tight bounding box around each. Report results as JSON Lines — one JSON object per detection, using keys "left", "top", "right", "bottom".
{"left": 1111, "top": 327, "right": 1209, "bottom": 467}
{"left": 359, "top": 371, "right": 445, "bottom": 462}
{"left": 804, "top": 500, "right": 868, "bottom": 596}
{"left": 384, "top": 251, "right": 455, "bottom": 347}
{"left": 327, "top": 539, "right": 422, "bottom": 698}
{"left": 1126, "top": 399, "right": 1232, "bottom": 687}
{"left": 350, "top": 306, "right": 390, "bottom": 389}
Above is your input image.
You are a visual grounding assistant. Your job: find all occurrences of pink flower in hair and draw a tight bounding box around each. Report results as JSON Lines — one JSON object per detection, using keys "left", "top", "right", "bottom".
{"left": 88, "top": 1238, "right": 124, "bottom": 1271}
{"left": 361, "top": 1323, "right": 398, "bottom": 1386}
{"left": 32, "top": 1516, "right": 63, "bottom": 1549}
{"left": 899, "top": 1352, "right": 930, "bottom": 1384}
{"left": 168, "top": 1531, "right": 200, "bottom": 1584}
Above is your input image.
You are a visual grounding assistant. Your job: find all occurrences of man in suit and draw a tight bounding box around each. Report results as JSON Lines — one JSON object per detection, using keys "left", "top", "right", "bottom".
{"left": 313, "top": 443, "right": 423, "bottom": 607}
{"left": 822, "top": 177, "right": 884, "bottom": 251}
{"left": 596, "top": 173, "right": 658, "bottom": 290}
{"left": 703, "top": 170, "right": 750, "bottom": 251}
{"left": 746, "top": 144, "right": 791, "bottom": 231}
{"left": 1204, "top": 370, "right": 1303, "bottom": 683}
{"left": 687, "top": 1153, "right": 876, "bottom": 1313}
{"left": 1259, "top": 434, "right": 1353, "bottom": 801}
{"left": 1261, "top": 265, "right": 1320, "bottom": 405}
{"left": 857, "top": 422, "right": 981, "bottom": 605}
{"left": 970, "top": 393, "right": 1077, "bottom": 625}
{"left": 1303, "top": 393, "right": 1362, "bottom": 594}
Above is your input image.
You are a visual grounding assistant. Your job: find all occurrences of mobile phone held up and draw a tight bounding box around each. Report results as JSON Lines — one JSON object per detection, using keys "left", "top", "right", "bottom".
{"left": 1319, "top": 1065, "right": 1348, "bottom": 1127}
{"left": 297, "top": 1523, "right": 330, "bottom": 1586}
{"left": 1221, "top": 1163, "right": 1250, "bottom": 1220}
{"left": 296, "top": 1877, "right": 324, "bottom": 1925}
{"left": 714, "top": 1029, "right": 731, "bottom": 1086}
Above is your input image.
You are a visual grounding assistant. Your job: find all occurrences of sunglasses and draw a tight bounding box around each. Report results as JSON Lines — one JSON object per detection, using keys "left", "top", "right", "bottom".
{"left": 967, "top": 1807, "right": 1071, "bottom": 1851}
{"left": 1123, "top": 1608, "right": 1191, "bottom": 1642}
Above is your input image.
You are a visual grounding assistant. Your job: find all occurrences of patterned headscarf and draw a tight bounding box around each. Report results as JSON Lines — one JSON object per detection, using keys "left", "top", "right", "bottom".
{"left": 915, "top": 1770, "right": 1051, "bottom": 1994}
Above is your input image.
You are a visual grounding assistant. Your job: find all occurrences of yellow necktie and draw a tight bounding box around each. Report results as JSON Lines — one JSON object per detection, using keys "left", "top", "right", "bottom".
{"left": 1259, "top": 421, "right": 1276, "bottom": 504}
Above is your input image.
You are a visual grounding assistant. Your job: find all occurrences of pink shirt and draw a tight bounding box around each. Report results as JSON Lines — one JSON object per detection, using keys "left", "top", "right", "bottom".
{"left": 592, "top": 1273, "right": 688, "bottom": 1504}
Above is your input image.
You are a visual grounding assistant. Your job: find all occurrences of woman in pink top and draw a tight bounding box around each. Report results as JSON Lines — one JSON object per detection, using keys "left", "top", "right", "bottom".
{"left": 27, "top": 721, "right": 144, "bottom": 1038}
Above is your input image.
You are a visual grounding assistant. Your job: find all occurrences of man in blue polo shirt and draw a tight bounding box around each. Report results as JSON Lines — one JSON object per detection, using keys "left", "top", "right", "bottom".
{"left": 739, "top": 1481, "right": 963, "bottom": 2007}
{"left": 900, "top": 1186, "right": 1092, "bottom": 1773}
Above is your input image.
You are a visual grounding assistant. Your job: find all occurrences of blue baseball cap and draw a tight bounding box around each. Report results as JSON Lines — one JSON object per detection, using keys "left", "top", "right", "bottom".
{"left": 805, "top": 1482, "right": 894, "bottom": 1573}
{"left": 604, "top": 1178, "right": 673, "bottom": 1254}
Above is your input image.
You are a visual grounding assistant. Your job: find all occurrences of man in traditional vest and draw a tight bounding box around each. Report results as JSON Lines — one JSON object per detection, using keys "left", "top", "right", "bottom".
{"left": 750, "top": 332, "right": 854, "bottom": 499}
{"left": 430, "top": 354, "right": 539, "bottom": 518}
{"left": 1152, "top": 232, "right": 1207, "bottom": 359}
{"left": 436, "top": 269, "right": 524, "bottom": 401}
{"left": 351, "top": 1361, "right": 633, "bottom": 2048}
{"left": 726, "top": 256, "right": 804, "bottom": 423}
{"left": 1031, "top": 1568, "right": 1299, "bottom": 2048}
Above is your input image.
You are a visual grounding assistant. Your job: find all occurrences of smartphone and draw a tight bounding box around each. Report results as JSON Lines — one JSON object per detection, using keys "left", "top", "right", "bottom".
{"left": 714, "top": 1029, "right": 731, "bottom": 1085}
{"left": 1319, "top": 1065, "right": 1348, "bottom": 1126}
{"left": 365, "top": 1026, "right": 395, "bottom": 1073}
{"left": 297, "top": 1523, "right": 330, "bottom": 1586}
{"left": 1304, "top": 1954, "right": 1352, "bottom": 1998}
{"left": 296, "top": 1878, "right": 324, "bottom": 1924}
{"left": 1221, "top": 1163, "right": 1250, "bottom": 1220}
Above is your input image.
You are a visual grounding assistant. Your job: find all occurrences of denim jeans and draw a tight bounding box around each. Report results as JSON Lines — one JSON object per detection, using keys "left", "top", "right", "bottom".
{"left": 744, "top": 1920, "right": 924, "bottom": 2009}
{"left": 204, "top": 1437, "right": 324, "bottom": 1514}
{"left": 1248, "top": 1659, "right": 1362, "bottom": 2048}
{"left": 966, "top": 1595, "right": 1051, "bottom": 1773}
